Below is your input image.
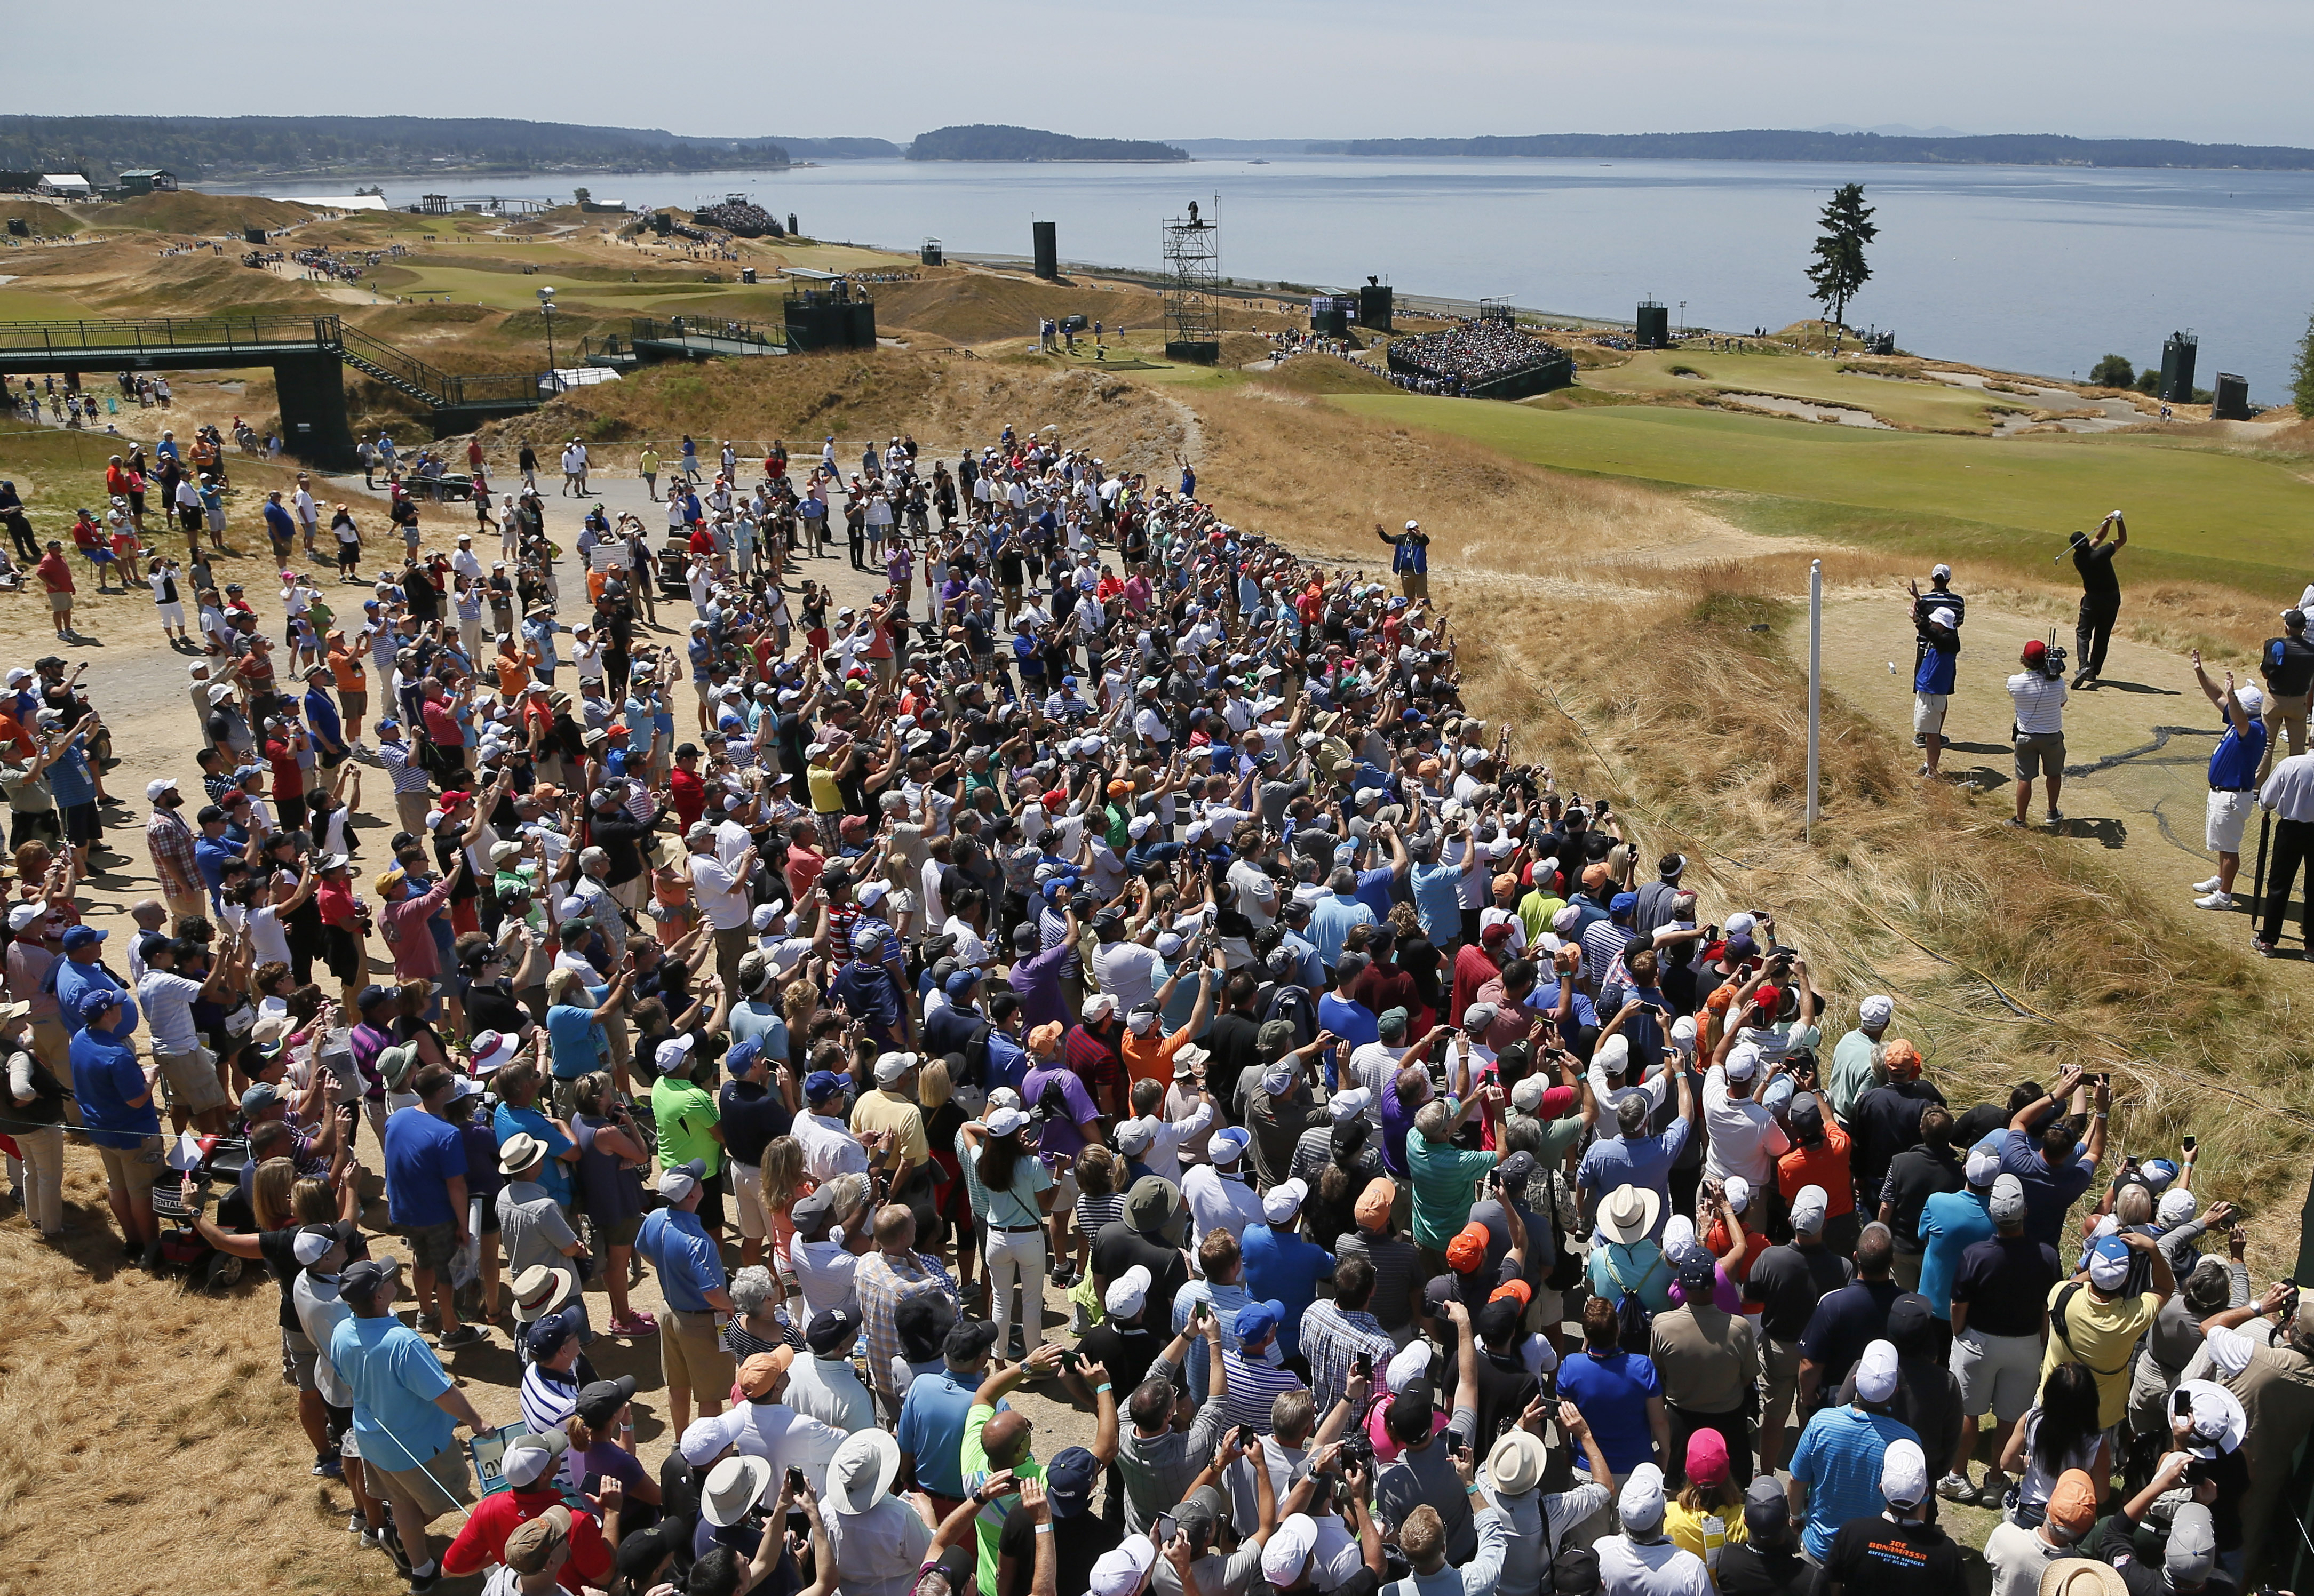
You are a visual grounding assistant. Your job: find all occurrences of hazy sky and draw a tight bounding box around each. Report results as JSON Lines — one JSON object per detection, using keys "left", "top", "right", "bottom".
{"left": 16, "top": 0, "right": 2314, "bottom": 148}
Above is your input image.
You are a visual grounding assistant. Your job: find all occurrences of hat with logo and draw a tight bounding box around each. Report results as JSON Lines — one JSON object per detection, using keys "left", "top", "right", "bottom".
{"left": 1880, "top": 1437, "right": 1929, "bottom": 1509}
{"left": 1618, "top": 1463, "right": 1667, "bottom": 1530}
{"left": 1089, "top": 1535, "right": 1158, "bottom": 1596}
{"left": 1854, "top": 1339, "right": 1901, "bottom": 1403}
{"left": 1989, "top": 1171, "right": 2029, "bottom": 1225}
{"left": 500, "top": 1426, "right": 571, "bottom": 1488}
{"left": 2087, "top": 1234, "right": 2133, "bottom": 1290}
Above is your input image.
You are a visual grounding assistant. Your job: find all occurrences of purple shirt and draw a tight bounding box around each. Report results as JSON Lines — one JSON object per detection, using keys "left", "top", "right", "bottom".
{"left": 1668, "top": 1259, "right": 1745, "bottom": 1315}
{"left": 1020, "top": 1062, "right": 1097, "bottom": 1159}
{"left": 1005, "top": 939, "right": 1072, "bottom": 1032}
{"left": 1380, "top": 1077, "right": 1420, "bottom": 1179}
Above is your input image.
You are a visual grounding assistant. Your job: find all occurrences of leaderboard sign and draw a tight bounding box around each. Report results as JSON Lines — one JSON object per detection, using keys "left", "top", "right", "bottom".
{"left": 1310, "top": 296, "right": 1356, "bottom": 334}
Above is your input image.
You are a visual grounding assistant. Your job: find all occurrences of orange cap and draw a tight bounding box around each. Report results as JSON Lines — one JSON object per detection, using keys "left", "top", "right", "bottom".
{"left": 737, "top": 1347, "right": 794, "bottom": 1399}
{"left": 1355, "top": 1178, "right": 1396, "bottom": 1230}
{"left": 2046, "top": 1469, "right": 2099, "bottom": 1536}
{"left": 1884, "top": 1039, "right": 1923, "bottom": 1078}
{"left": 1489, "top": 1279, "right": 1533, "bottom": 1308}
{"left": 1447, "top": 1221, "right": 1491, "bottom": 1273}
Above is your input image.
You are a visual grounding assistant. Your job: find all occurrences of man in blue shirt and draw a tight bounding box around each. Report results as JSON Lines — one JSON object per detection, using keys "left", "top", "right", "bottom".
{"left": 1911, "top": 593, "right": 1960, "bottom": 779}
{"left": 1308, "top": 869, "right": 1375, "bottom": 971}
{"left": 1787, "top": 1339, "right": 1920, "bottom": 1563}
{"left": 1316, "top": 952, "right": 1379, "bottom": 1051}
{"left": 636, "top": 1160, "right": 736, "bottom": 1432}
{"left": 329, "top": 1256, "right": 487, "bottom": 1588}
{"left": 896, "top": 1318, "right": 1009, "bottom": 1512}
{"left": 383, "top": 1064, "right": 485, "bottom": 1351}
{"left": 301, "top": 668, "right": 350, "bottom": 768}
{"left": 1577, "top": 1073, "right": 1693, "bottom": 1242}
{"left": 1996, "top": 1064, "right": 2104, "bottom": 1249}
{"left": 2190, "top": 655, "right": 2267, "bottom": 911}
{"left": 193, "top": 805, "right": 239, "bottom": 900}
{"left": 1239, "top": 1178, "right": 1333, "bottom": 1360}
{"left": 53, "top": 924, "right": 135, "bottom": 1037}
{"left": 1915, "top": 1140, "right": 2000, "bottom": 1326}
{"left": 69, "top": 986, "right": 163, "bottom": 1261}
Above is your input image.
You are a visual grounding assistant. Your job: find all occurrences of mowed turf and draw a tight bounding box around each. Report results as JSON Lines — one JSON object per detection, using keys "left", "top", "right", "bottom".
{"left": 1325, "top": 394, "right": 2314, "bottom": 595}
{"left": 0, "top": 286, "right": 93, "bottom": 322}
{"left": 1575, "top": 348, "right": 2014, "bottom": 433}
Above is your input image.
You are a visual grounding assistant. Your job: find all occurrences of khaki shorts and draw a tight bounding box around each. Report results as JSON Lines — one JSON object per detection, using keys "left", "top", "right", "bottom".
{"left": 1951, "top": 1326, "right": 2042, "bottom": 1422}
{"left": 733, "top": 1160, "right": 770, "bottom": 1241}
{"left": 47, "top": 591, "right": 71, "bottom": 614}
{"left": 663, "top": 1307, "right": 733, "bottom": 1398}
{"left": 376, "top": 1440, "right": 474, "bottom": 1523}
{"left": 1913, "top": 692, "right": 1948, "bottom": 736}
{"left": 97, "top": 1133, "right": 167, "bottom": 1199}
{"left": 283, "top": 1326, "right": 319, "bottom": 1393}
{"left": 1760, "top": 1336, "right": 1803, "bottom": 1418}
{"left": 2013, "top": 731, "right": 2066, "bottom": 781}
{"left": 2206, "top": 789, "right": 2254, "bottom": 854}
{"left": 403, "top": 1219, "right": 459, "bottom": 1273}
{"left": 154, "top": 1042, "right": 229, "bottom": 1115}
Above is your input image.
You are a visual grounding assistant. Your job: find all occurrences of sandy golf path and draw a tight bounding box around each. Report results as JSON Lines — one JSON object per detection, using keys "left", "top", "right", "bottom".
{"left": 1793, "top": 589, "right": 2313, "bottom": 952}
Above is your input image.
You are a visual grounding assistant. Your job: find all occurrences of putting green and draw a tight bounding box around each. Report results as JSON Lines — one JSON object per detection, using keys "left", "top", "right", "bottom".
{"left": 1326, "top": 394, "right": 2314, "bottom": 594}
{"left": 1575, "top": 349, "right": 2014, "bottom": 433}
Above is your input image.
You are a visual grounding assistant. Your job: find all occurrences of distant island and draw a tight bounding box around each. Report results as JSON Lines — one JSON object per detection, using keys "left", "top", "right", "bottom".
{"left": 908, "top": 125, "right": 1189, "bottom": 163}
{"left": 770, "top": 136, "right": 902, "bottom": 161}
{"left": 1311, "top": 129, "right": 2314, "bottom": 171}
{"left": 0, "top": 115, "right": 792, "bottom": 181}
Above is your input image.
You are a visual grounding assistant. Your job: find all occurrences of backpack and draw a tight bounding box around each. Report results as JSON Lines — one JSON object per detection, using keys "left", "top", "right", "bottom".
{"left": 1600, "top": 1246, "right": 1659, "bottom": 1354}
{"left": 1032, "top": 1072, "right": 1075, "bottom": 1127}
{"left": 2048, "top": 1280, "right": 2135, "bottom": 1379}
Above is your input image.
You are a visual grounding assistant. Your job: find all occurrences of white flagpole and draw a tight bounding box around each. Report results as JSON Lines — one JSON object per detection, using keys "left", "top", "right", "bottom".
{"left": 1807, "top": 559, "right": 1823, "bottom": 840}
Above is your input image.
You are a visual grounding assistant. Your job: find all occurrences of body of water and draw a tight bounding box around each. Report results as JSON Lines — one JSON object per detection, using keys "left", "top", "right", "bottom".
{"left": 217, "top": 157, "right": 2314, "bottom": 402}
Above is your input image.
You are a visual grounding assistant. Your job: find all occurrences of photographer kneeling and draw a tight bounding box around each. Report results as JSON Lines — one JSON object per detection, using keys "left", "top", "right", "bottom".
{"left": 2007, "top": 640, "right": 2070, "bottom": 829}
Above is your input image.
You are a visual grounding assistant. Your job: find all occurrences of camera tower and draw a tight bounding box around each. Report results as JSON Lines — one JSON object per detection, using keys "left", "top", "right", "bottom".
{"left": 1162, "top": 199, "right": 1222, "bottom": 364}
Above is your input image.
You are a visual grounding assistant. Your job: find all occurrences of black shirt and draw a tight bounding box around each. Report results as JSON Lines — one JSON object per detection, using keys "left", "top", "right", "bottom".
{"left": 1950, "top": 1234, "right": 2063, "bottom": 1340}
{"left": 1847, "top": 1080, "right": 1947, "bottom": 1195}
{"left": 1743, "top": 1242, "right": 1855, "bottom": 1345}
{"left": 1464, "top": 1344, "right": 1539, "bottom": 1454}
{"left": 1205, "top": 1011, "right": 1262, "bottom": 1107}
{"left": 1077, "top": 1318, "right": 1167, "bottom": 1400}
{"left": 256, "top": 1226, "right": 305, "bottom": 1333}
{"left": 1879, "top": 1144, "right": 1964, "bottom": 1255}
{"left": 1092, "top": 1221, "right": 1189, "bottom": 1318}
{"left": 1951, "top": 1102, "right": 2009, "bottom": 1150}
{"left": 718, "top": 1080, "right": 793, "bottom": 1168}
{"left": 1714, "top": 1540, "right": 1814, "bottom": 1596}
{"left": 997, "top": 1502, "right": 1118, "bottom": 1596}
{"left": 1818, "top": 1515, "right": 1964, "bottom": 1596}
{"left": 2074, "top": 541, "right": 2121, "bottom": 600}
{"left": 464, "top": 979, "right": 530, "bottom": 1041}
{"left": 1799, "top": 1279, "right": 1902, "bottom": 1388}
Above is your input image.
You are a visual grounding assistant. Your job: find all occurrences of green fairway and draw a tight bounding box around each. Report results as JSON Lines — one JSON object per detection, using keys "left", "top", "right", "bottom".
{"left": 1327, "top": 394, "right": 2314, "bottom": 595}
{"left": 1575, "top": 349, "right": 2015, "bottom": 433}
{"left": 377, "top": 264, "right": 798, "bottom": 314}
{"left": 0, "top": 286, "right": 94, "bottom": 322}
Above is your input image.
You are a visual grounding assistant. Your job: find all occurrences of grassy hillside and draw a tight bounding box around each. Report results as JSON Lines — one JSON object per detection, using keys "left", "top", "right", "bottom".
{"left": 1579, "top": 348, "right": 2022, "bottom": 433}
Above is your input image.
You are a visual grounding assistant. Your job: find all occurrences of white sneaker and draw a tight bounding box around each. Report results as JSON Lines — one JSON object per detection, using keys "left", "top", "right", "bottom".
{"left": 2192, "top": 875, "right": 2224, "bottom": 893}
{"left": 2195, "top": 891, "right": 2236, "bottom": 911}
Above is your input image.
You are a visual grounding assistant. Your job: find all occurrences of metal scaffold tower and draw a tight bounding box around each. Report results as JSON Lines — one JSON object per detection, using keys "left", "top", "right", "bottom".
{"left": 1162, "top": 198, "right": 1222, "bottom": 364}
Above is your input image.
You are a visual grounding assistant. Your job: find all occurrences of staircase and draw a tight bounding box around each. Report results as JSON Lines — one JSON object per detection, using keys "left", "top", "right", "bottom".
{"left": 321, "top": 320, "right": 550, "bottom": 423}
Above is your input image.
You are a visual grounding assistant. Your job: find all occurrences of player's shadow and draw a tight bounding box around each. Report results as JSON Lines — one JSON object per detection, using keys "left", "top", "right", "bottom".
{"left": 1942, "top": 740, "right": 2011, "bottom": 756}
{"left": 2051, "top": 816, "right": 2127, "bottom": 849}
{"left": 2080, "top": 678, "right": 2180, "bottom": 696}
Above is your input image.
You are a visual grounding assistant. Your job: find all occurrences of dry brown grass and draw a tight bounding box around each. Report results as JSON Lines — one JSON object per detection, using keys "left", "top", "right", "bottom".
{"left": 76, "top": 192, "right": 316, "bottom": 234}
{"left": 478, "top": 351, "right": 1193, "bottom": 474}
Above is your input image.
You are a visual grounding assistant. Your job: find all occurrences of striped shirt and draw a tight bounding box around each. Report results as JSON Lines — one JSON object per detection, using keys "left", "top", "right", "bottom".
{"left": 519, "top": 1361, "right": 582, "bottom": 1488}
{"left": 378, "top": 738, "right": 431, "bottom": 795}
{"left": 1299, "top": 1298, "right": 1397, "bottom": 1416}
{"left": 1076, "top": 1190, "right": 1125, "bottom": 1241}
{"left": 1219, "top": 1345, "right": 1307, "bottom": 1434}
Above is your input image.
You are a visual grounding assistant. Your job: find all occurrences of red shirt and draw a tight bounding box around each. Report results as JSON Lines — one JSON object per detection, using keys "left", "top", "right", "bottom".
{"left": 785, "top": 841, "right": 826, "bottom": 903}
{"left": 669, "top": 767, "right": 708, "bottom": 829}
{"left": 1450, "top": 943, "right": 1504, "bottom": 1031}
{"left": 421, "top": 700, "right": 463, "bottom": 748}
{"left": 442, "top": 1485, "right": 613, "bottom": 1593}
{"left": 1063, "top": 1020, "right": 1125, "bottom": 1113}
{"left": 264, "top": 737, "right": 304, "bottom": 800}
{"left": 35, "top": 553, "right": 71, "bottom": 595}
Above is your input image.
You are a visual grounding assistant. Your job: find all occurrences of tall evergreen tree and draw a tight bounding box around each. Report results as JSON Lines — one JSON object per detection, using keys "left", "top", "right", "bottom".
{"left": 1805, "top": 182, "right": 1878, "bottom": 329}
{"left": 2293, "top": 307, "right": 2314, "bottom": 417}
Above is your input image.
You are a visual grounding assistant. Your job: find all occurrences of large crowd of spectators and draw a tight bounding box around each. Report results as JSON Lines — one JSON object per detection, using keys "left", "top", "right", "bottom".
{"left": 0, "top": 408, "right": 2304, "bottom": 1596}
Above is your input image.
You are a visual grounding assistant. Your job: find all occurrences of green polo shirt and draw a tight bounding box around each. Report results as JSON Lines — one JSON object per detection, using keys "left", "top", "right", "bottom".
{"left": 959, "top": 1400, "right": 1044, "bottom": 1596}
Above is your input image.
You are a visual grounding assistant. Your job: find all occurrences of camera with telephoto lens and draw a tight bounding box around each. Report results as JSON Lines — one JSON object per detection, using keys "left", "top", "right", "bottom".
{"left": 2040, "top": 630, "right": 2069, "bottom": 681}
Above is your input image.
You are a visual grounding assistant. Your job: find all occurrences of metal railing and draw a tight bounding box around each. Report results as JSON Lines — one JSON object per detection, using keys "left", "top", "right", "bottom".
{"left": 630, "top": 314, "right": 784, "bottom": 349}
{"left": 0, "top": 314, "right": 345, "bottom": 356}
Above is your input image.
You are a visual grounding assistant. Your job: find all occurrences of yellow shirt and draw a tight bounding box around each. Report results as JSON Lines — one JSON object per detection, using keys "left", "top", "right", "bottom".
{"left": 807, "top": 764, "right": 843, "bottom": 817}
{"left": 850, "top": 1087, "right": 929, "bottom": 1169}
{"left": 2041, "top": 1282, "right": 2160, "bottom": 1429}
{"left": 1665, "top": 1499, "right": 1747, "bottom": 1572}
